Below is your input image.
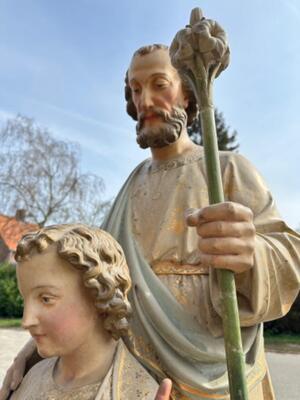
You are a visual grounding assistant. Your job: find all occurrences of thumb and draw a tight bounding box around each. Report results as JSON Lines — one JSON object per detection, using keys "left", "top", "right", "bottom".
{"left": 155, "top": 379, "right": 172, "bottom": 400}
{"left": 0, "top": 386, "right": 11, "bottom": 400}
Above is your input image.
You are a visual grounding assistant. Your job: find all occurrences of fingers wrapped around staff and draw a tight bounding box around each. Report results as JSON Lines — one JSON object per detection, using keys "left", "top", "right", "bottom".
{"left": 186, "top": 202, "right": 256, "bottom": 274}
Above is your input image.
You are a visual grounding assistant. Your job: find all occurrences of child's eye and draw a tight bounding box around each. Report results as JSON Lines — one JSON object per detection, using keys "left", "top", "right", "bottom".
{"left": 40, "top": 295, "right": 54, "bottom": 305}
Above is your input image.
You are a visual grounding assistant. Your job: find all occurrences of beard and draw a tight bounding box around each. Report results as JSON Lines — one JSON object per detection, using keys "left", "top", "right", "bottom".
{"left": 136, "top": 106, "right": 188, "bottom": 149}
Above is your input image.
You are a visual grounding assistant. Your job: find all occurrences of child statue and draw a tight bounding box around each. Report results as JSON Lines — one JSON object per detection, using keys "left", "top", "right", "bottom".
{"left": 9, "top": 224, "right": 170, "bottom": 400}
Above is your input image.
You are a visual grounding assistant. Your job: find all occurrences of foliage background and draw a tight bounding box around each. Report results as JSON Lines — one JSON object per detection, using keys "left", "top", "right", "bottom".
{"left": 0, "top": 263, "right": 23, "bottom": 318}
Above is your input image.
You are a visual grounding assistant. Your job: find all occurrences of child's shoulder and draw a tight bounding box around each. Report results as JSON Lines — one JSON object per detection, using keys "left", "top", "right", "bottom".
{"left": 118, "top": 341, "right": 158, "bottom": 399}
{"left": 10, "top": 357, "right": 57, "bottom": 399}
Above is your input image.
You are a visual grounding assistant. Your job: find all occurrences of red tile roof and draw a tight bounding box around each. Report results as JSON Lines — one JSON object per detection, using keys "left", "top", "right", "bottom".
{"left": 0, "top": 214, "right": 38, "bottom": 251}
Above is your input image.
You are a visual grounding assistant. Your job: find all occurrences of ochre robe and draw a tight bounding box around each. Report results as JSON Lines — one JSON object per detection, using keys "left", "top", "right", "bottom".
{"left": 103, "top": 146, "right": 300, "bottom": 400}
{"left": 10, "top": 340, "right": 158, "bottom": 400}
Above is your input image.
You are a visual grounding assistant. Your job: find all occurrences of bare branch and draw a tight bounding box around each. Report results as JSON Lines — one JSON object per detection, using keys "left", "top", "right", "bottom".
{"left": 0, "top": 115, "right": 110, "bottom": 226}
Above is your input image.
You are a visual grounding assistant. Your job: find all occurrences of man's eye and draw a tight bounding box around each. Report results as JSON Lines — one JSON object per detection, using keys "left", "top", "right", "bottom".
{"left": 132, "top": 87, "right": 141, "bottom": 94}
{"left": 155, "top": 80, "right": 169, "bottom": 89}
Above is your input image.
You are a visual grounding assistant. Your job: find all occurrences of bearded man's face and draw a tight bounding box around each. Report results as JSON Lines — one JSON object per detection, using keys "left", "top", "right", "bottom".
{"left": 127, "top": 48, "right": 189, "bottom": 149}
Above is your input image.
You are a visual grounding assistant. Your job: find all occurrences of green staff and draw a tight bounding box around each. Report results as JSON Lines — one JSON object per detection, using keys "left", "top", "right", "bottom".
{"left": 170, "top": 8, "right": 248, "bottom": 399}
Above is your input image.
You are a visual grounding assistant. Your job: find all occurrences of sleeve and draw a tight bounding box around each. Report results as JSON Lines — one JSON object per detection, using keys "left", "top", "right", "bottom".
{"left": 209, "top": 152, "right": 300, "bottom": 326}
{"left": 9, "top": 359, "right": 53, "bottom": 400}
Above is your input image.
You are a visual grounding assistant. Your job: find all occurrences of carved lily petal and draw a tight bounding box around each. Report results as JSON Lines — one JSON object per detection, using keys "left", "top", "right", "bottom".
{"left": 169, "top": 28, "right": 194, "bottom": 70}
{"left": 192, "top": 19, "right": 227, "bottom": 56}
{"left": 192, "top": 19, "right": 229, "bottom": 75}
{"left": 170, "top": 16, "right": 230, "bottom": 77}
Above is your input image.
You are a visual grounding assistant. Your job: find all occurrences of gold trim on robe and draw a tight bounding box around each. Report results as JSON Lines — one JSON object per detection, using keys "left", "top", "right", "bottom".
{"left": 152, "top": 260, "right": 209, "bottom": 275}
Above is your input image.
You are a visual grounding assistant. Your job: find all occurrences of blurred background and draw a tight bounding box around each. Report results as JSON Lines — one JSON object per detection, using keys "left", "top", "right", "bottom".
{"left": 0, "top": 0, "right": 299, "bottom": 336}
{"left": 0, "top": 0, "right": 299, "bottom": 228}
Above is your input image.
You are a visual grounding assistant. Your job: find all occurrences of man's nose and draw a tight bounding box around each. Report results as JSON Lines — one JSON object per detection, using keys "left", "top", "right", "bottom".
{"left": 139, "top": 88, "right": 154, "bottom": 111}
{"left": 22, "top": 303, "right": 39, "bottom": 330}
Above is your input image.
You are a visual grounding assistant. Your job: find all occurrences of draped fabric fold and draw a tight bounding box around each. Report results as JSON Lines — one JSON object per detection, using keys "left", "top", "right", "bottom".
{"left": 102, "top": 162, "right": 265, "bottom": 399}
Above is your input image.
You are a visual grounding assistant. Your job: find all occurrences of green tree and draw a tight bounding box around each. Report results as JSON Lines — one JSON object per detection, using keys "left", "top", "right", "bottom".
{"left": 264, "top": 294, "right": 300, "bottom": 334}
{"left": 188, "top": 108, "right": 239, "bottom": 151}
{"left": 0, "top": 263, "right": 23, "bottom": 317}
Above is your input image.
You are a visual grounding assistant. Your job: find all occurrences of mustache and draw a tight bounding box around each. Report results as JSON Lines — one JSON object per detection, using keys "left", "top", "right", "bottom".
{"left": 137, "top": 107, "right": 169, "bottom": 129}
{"left": 137, "top": 106, "right": 187, "bottom": 130}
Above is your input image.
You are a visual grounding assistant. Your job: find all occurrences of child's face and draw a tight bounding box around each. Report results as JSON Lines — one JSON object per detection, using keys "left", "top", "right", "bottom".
{"left": 17, "top": 245, "right": 99, "bottom": 358}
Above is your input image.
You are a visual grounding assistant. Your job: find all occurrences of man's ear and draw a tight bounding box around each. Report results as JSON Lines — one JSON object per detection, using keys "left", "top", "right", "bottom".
{"left": 180, "top": 84, "right": 189, "bottom": 109}
{"left": 183, "top": 95, "right": 189, "bottom": 109}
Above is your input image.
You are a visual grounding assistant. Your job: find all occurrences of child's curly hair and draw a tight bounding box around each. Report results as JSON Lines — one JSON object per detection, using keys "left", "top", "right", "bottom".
{"left": 15, "top": 224, "right": 132, "bottom": 340}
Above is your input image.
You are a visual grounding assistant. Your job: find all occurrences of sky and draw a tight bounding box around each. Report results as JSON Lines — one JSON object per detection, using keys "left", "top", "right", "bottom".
{"left": 0, "top": 0, "right": 299, "bottom": 228}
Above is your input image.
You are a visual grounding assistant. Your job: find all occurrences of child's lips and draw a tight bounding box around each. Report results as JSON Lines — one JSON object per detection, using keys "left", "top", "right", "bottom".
{"left": 31, "top": 333, "right": 46, "bottom": 342}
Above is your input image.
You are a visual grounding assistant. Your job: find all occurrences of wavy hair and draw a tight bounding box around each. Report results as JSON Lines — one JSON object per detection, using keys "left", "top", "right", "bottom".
{"left": 15, "top": 224, "right": 132, "bottom": 340}
{"left": 125, "top": 44, "right": 198, "bottom": 126}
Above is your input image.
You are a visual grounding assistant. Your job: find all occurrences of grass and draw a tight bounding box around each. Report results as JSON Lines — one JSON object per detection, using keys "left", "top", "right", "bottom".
{"left": 0, "top": 318, "right": 22, "bottom": 328}
{"left": 1, "top": 318, "right": 300, "bottom": 347}
{"left": 264, "top": 332, "right": 300, "bottom": 345}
